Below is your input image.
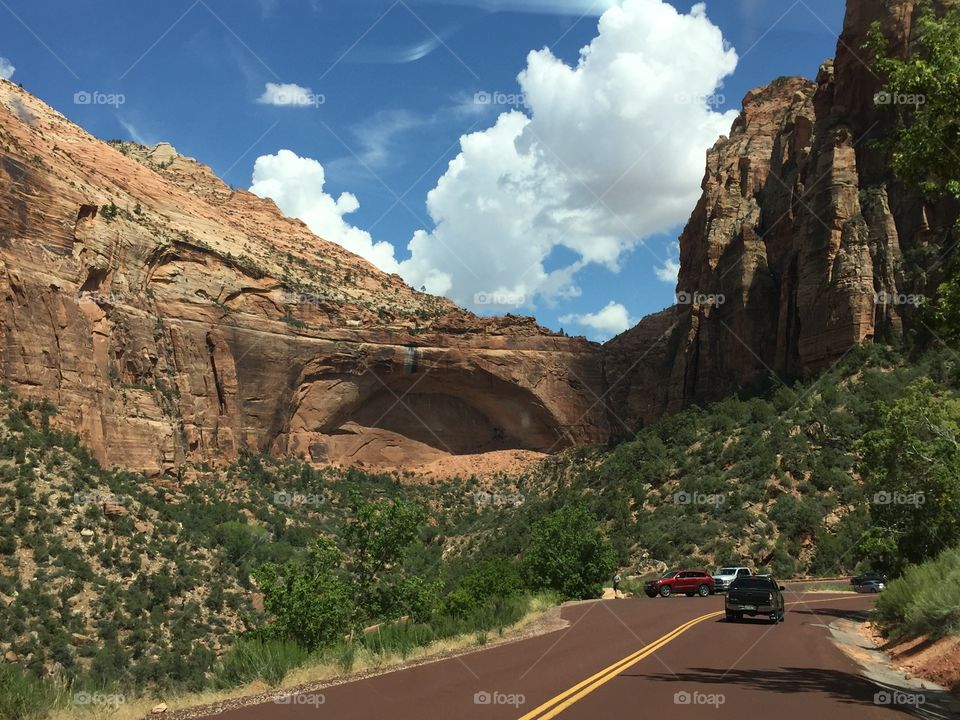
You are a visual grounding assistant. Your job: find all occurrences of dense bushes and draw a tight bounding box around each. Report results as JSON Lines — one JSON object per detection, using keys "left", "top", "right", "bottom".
{"left": 443, "top": 557, "right": 523, "bottom": 618}
{"left": 858, "top": 379, "right": 960, "bottom": 574}
{"left": 253, "top": 539, "right": 355, "bottom": 650}
{"left": 451, "top": 346, "right": 960, "bottom": 582}
{"left": 873, "top": 546, "right": 960, "bottom": 640}
{"left": 521, "top": 504, "right": 616, "bottom": 600}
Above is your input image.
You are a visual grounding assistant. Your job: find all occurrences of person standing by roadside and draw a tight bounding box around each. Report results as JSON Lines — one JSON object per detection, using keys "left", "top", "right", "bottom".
{"left": 613, "top": 572, "right": 622, "bottom": 597}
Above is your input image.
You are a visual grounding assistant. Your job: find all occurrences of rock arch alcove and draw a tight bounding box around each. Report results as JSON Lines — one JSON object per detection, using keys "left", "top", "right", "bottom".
{"left": 277, "top": 345, "right": 573, "bottom": 469}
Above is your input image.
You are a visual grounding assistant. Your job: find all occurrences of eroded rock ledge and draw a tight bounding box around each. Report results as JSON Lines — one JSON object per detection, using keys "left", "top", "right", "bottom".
{"left": 0, "top": 86, "right": 607, "bottom": 475}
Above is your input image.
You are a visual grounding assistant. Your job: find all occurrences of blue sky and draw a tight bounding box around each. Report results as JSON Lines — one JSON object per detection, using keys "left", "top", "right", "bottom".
{"left": 0, "top": 0, "right": 845, "bottom": 340}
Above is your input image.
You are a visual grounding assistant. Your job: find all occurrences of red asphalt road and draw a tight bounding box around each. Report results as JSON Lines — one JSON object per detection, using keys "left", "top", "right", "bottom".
{"left": 205, "top": 592, "right": 913, "bottom": 720}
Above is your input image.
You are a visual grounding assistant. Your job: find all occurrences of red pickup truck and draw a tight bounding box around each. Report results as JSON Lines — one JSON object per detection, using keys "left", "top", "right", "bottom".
{"left": 644, "top": 569, "right": 715, "bottom": 598}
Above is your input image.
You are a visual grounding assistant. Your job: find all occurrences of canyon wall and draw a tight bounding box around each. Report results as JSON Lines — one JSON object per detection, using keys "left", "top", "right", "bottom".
{"left": 604, "top": 0, "right": 960, "bottom": 429}
{"left": 0, "top": 84, "right": 608, "bottom": 475}
{"left": 1, "top": 0, "right": 958, "bottom": 474}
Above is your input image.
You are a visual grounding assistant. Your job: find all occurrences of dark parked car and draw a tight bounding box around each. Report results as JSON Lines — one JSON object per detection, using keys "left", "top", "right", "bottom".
{"left": 851, "top": 571, "right": 888, "bottom": 586}
{"left": 645, "top": 570, "right": 715, "bottom": 598}
{"left": 725, "top": 575, "right": 785, "bottom": 623}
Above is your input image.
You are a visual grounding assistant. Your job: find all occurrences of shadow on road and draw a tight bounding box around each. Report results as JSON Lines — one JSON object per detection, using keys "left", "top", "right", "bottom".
{"left": 632, "top": 667, "right": 882, "bottom": 706}
{"left": 790, "top": 607, "right": 870, "bottom": 621}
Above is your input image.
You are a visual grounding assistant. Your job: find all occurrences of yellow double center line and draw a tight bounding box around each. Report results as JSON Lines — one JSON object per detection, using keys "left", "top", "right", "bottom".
{"left": 517, "top": 610, "right": 724, "bottom": 720}
{"left": 519, "top": 594, "right": 867, "bottom": 719}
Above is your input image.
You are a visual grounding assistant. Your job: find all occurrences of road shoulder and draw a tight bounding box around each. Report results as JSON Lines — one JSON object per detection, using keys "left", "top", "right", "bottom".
{"left": 830, "top": 616, "right": 960, "bottom": 719}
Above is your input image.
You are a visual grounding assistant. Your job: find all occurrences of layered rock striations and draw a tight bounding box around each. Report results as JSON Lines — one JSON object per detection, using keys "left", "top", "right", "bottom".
{"left": 0, "top": 83, "right": 608, "bottom": 475}
{"left": 604, "top": 0, "right": 960, "bottom": 430}
{"left": 2, "top": 0, "right": 958, "bottom": 474}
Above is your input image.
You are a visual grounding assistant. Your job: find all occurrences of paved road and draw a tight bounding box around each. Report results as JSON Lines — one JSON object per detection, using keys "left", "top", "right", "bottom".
{"left": 206, "top": 591, "right": 919, "bottom": 719}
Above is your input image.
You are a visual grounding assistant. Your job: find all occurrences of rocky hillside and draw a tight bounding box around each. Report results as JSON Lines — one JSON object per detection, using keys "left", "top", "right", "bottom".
{"left": 604, "top": 0, "right": 960, "bottom": 428}
{"left": 0, "top": 83, "right": 608, "bottom": 476}
{"left": 0, "top": 386, "right": 532, "bottom": 689}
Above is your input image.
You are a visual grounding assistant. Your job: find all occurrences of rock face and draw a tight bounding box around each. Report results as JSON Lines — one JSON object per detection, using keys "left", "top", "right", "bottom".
{"left": 1, "top": 0, "right": 957, "bottom": 473}
{"left": 604, "top": 0, "right": 960, "bottom": 429}
{"left": 0, "top": 83, "right": 608, "bottom": 475}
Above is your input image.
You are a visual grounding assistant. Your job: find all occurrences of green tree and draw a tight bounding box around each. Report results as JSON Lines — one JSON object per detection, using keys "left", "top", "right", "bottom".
{"left": 867, "top": 4, "right": 960, "bottom": 340}
{"left": 251, "top": 538, "right": 353, "bottom": 649}
{"left": 521, "top": 504, "right": 615, "bottom": 600}
{"left": 340, "top": 491, "right": 427, "bottom": 622}
{"left": 858, "top": 379, "right": 960, "bottom": 573}
{"left": 867, "top": 3, "right": 960, "bottom": 200}
{"left": 443, "top": 557, "right": 523, "bottom": 618}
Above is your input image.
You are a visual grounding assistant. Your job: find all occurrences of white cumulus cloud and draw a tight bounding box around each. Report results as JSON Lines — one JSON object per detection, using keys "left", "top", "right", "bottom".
{"left": 399, "top": 0, "right": 739, "bottom": 311}
{"left": 250, "top": 150, "right": 401, "bottom": 274}
{"left": 246, "top": 0, "right": 738, "bottom": 329}
{"left": 256, "top": 82, "right": 322, "bottom": 107}
{"left": 0, "top": 57, "right": 14, "bottom": 80}
{"left": 655, "top": 257, "right": 680, "bottom": 283}
{"left": 560, "top": 301, "right": 633, "bottom": 339}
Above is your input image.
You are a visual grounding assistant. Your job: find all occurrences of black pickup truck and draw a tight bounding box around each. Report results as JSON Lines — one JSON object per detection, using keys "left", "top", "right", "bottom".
{"left": 725, "top": 576, "right": 785, "bottom": 624}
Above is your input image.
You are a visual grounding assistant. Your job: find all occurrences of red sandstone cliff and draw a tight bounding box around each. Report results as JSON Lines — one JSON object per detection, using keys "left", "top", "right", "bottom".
{"left": 2, "top": 0, "right": 957, "bottom": 473}
{"left": 604, "top": 0, "right": 960, "bottom": 429}
{"left": 0, "top": 84, "right": 608, "bottom": 475}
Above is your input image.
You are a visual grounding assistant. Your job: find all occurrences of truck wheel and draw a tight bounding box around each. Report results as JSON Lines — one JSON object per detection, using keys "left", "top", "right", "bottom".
{"left": 697, "top": 584, "right": 710, "bottom": 597}
{"left": 778, "top": 610, "right": 786, "bottom": 622}
{"left": 726, "top": 612, "right": 739, "bottom": 622}
{"left": 659, "top": 585, "right": 672, "bottom": 598}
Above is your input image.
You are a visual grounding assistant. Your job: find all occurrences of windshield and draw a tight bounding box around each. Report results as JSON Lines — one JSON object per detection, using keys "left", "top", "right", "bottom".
{"left": 718, "top": 568, "right": 738, "bottom": 574}
{"left": 730, "top": 577, "right": 775, "bottom": 590}
{"left": 660, "top": 570, "right": 678, "bottom": 579}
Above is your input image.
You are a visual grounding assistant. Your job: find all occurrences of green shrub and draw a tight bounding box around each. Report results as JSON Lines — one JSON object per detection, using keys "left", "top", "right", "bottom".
{"left": 873, "top": 545, "right": 960, "bottom": 640}
{"left": 443, "top": 557, "right": 522, "bottom": 618}
{"left": 0, "top": 664, "right": 59, "bottom": 720}
{"left": 522, "top": 504, "right": 615, "bottom": 600}
{"left": 215, "top": 637, "right": 312, "bottom": 687}
{"left": 253, "top": 539, "right": 354, "bottom": 649}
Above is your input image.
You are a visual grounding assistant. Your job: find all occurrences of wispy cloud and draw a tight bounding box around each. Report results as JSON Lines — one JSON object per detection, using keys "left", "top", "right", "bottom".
{"left": 117, "top": 117, "right": 156, "bottom": 146}
{"left": 349, "top": 29, "right": 454, "bottom": 65}
{"left": 325, "top": 108, "right": 428, "bottom": 181}
{"left": 355, "top": 109, "right": 423, "bottom": 166}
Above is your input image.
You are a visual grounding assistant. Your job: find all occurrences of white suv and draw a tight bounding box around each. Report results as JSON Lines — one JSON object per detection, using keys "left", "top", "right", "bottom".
{"left": 712, "top": 566, "right": 753, "bottom": 592}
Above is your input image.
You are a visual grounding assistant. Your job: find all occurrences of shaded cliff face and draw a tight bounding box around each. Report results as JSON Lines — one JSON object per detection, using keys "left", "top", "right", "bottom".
{"left": 605, "top": 0, "right": 960, "bottom": 429}
{"left": 0, "top": 82, "right": 609, "bottom": 475}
